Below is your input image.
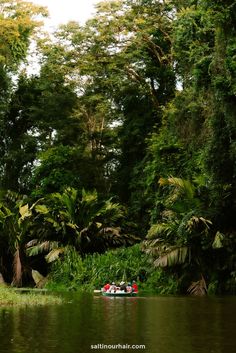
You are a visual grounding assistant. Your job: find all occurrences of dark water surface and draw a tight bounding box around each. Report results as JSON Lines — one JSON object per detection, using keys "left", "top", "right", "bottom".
{"left": 0, "top": 293, "right": 235, "bottom": 353}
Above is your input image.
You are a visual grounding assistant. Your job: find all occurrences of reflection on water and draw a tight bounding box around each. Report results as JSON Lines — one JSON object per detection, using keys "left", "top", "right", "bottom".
{"left": 0, "top": 294, "right": 235, "bottom": 353}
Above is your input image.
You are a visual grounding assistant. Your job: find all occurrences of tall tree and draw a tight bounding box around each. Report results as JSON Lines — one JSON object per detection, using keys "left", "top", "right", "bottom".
{"left": 143, "top": 0, "right": 236, "bottom": 292}
{"left": 172, "top": 0, "right": 236, "bottom": 227}
{"left": 0, "top": 0, "right": 47, "bottom": 192}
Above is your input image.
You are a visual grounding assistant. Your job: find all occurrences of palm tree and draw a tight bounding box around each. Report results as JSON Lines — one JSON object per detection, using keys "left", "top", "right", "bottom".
{"left": 143, "top": 177, "right": 212, "bottom": 293}
{"left": 27, "top": 187, "right": 137, "bottom": 261}
{"left": 0, "top": 191, "right": 36, "bottom": 286}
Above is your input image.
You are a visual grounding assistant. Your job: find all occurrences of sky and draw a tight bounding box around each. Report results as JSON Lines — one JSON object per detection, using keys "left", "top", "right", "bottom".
{"left": 29, "top": 0, "right": 100, "bottom": 28}
{"left": 26, "top": 0, "right": 100, "bottom": 73}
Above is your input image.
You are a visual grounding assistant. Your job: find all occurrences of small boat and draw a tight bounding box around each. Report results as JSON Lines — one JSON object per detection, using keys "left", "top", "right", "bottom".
{"left": 102, "top": 290, "right": 137, "bottom": 297}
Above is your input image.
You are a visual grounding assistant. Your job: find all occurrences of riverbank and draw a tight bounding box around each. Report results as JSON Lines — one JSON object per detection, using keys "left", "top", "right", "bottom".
{"left": 0, "top": 287, "right": 63, "bottom": 306}
{"left": 45, "top": 244, "right": 236, "bottom": 295}
{"left": 46, "top": 244, "right": 180, "bottom": 294}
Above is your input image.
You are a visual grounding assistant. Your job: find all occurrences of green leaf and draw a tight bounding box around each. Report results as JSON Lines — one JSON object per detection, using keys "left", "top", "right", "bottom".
{"left": 19, "top": 204, "right": 32, "bottom": 219}
{"left": 35, "top": 204, "right": 49, "bottom": 214}
{"left": 212, "top": 231, "right": 224, "bottom": 249}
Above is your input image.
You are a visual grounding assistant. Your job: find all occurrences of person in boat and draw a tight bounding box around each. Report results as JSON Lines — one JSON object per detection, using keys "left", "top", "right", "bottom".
{"left": 119, "top": 281, "right": 127, "bottom": 292}
{"left": 132, "top": 280, "right": 138, "bottom": 293}
{"left": 109, "top": 282, "right": 117, "bottom": 293}
{"left": 126, "top": 283, "right": 132, "bottom": 293}
{"left": 103, "top": 282, "right": 111, "bottom": 292}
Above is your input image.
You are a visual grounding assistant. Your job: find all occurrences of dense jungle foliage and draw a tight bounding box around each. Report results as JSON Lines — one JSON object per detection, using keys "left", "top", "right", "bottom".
{"left": 0, "top": 0, "right": 236, "bottom": 295}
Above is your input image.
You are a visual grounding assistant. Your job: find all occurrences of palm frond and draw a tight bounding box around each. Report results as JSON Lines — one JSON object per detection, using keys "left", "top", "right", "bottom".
{"left": 147, "top": 222, "right": 176, "bottom": 239}
{"left": 81, "top": 189, "right": 97, "bottom": 203}
{"left": 95, "top": 200, "right": 124, "bottom": 223}
{"left": 26, "top": 241, "right": 59, "bottom": 256}
{"left": 186, "top": 216, "right": 212, "bottom": 232}
{"left": 25, "top": 239, "right": 39, "bottom": 248}
{"left": 159, "top": 176, "right": 195, "bottom": 200}
{"left": 154, "top": 246, "right": 188, "bottom": 267}
{"left": 32, "top": 270, "right": 47, "bottom": 288}
{"left": 187, "top": 276, "right": 207, "bottom": 296}
{"left": 99, "top": 227, "right": 121, "bottom": 237}
{"left": 142, "top": 239, "right": 165, "bottom": 256}
{"left": 32, "top": 269, "right": 45, "bottom": 285}
{"left": 61, "top": 187, "right": 78, "bottom": 220}
{"left": 45, "top": 248, "right": 65, "bottom": 263}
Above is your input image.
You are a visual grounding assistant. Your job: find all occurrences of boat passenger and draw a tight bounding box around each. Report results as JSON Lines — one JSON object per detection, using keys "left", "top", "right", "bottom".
{"left": 103, "top": 282, "right": 110, "bottom": 292}
{"left": 126, "top": 283, "right": 132, "bottom": 293}
{"left": 109, "top": 282, "right": 117, "bottom": 293}
{"left": 132, "top": 280, "right": 138, "bottom": 293}
{"left": 119, "top": 281, "right": 127, "bottom": 292}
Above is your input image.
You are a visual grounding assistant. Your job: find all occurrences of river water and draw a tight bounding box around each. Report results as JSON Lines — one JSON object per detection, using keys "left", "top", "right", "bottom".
{"left": 0, "top": 293, "right": 235, "bottom": 353}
